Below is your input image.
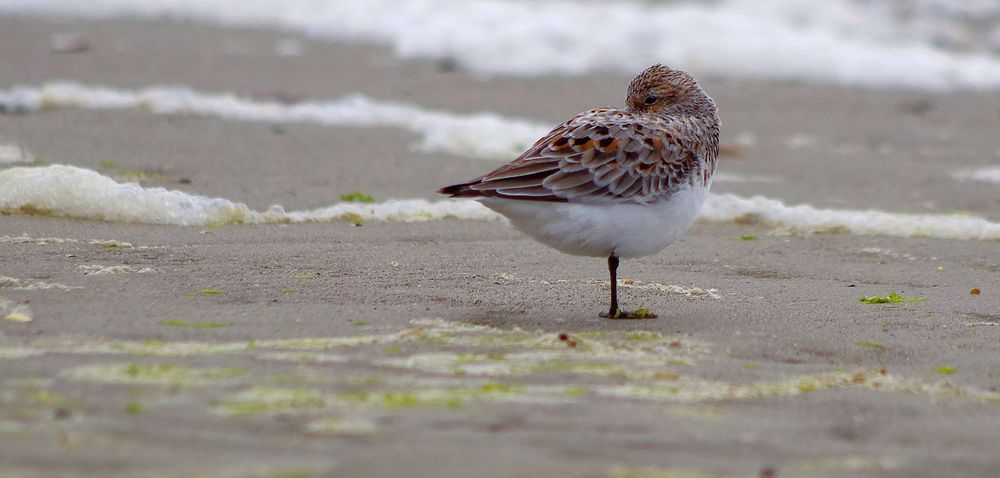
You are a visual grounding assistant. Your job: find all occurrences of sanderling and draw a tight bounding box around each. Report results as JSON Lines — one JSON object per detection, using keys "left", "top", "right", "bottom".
{"left": 440, "top": 64, "right": 720, "bottom": 319}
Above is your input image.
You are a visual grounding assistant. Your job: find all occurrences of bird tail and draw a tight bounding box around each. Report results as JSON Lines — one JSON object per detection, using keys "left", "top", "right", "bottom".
{"left": 438, "top": 182, "right": 481, "bottom": 198}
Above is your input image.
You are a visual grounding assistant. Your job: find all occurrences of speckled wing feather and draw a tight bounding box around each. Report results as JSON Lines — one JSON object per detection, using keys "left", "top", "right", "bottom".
{"left": 439, "top": 108, "right": 715, "bottom": 203}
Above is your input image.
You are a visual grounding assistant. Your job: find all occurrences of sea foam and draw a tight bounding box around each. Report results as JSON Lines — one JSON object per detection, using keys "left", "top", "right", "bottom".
{"left": 2, "top": 165, "right": 999, "bottom": 241}
{"left": 0, "top": 143, "right": 34, "bottom": 165}
{"left": 0, "top": 82, "right": 546, "bottom": 160}
{"left": 701, "top": 195, "right": 1000, "bottom": 242}
{"left": 951, "top": 167, "right": 1000, "bottom": 185}
{"left": 0, "top": 165, "right": 255, "bottom": 225}
{"left": 0, "top": 165, "right": 498, "bottom": 225}
{"left": 0, "top": 0, "right": 998, "bottom": 90}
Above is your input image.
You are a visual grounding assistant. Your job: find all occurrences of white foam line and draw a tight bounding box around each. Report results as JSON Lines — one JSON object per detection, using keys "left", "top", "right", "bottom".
{"left": 2, "top": 165, "right": 999, "bottom": 241}
{"left": 951, "top": 167, "right": 1000, "bottom": 185}
{"left": 0, "top": 82, "right": 547, "bottom": 161}
{"left": 0, "top": 165, "right": 255, "bottom": 226}
{"left": 701, "top": 195, "right": 1000, "bottom": 241}
{"left": 1, "top": 0, "right": 999, "bottom": 90}
{"left": 0, "top": 143, "right": 34, "bottom": 165}
{"left": 0, "top": 165, "right": 498, "bottom": 226}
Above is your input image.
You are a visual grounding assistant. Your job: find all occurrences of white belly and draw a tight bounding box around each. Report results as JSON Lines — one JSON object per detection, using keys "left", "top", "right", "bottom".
{"left": 480, "top": 184, "right": 709, "bottom": 259}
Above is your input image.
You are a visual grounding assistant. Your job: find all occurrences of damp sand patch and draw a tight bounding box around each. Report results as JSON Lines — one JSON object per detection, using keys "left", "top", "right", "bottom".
{"left": 0, "top": 331, "right": 415, "bottom": 358}
{"left": 789, "top": 455, "right": 900, "bottom": 474}
{"left": 4, "top": 337, "right": 254, "bottom": 357}
{"left": 595, "top": 369, "right": 1000, "bottom": 404}
{"left": 63, "top": 363, "right": 247, "bottom": 386}
{"left": 0, "top": 318, "right": 541, "bottom": 359}
{"left": 379, "top": 347, "right": 694, "bottom": 380}
{"left": 214, "top": 380, "right": 575, "bottom": 418}
{"left": 0, "top": 346, "right": 45, "bottom": 359}
{"left": 0, "top": 382, "right": 80, "bottom": 424}
{"left": 3, "top": 317, "right": 996, "bottom": 429}
{"left": 336, "top": 382, "right": 575, "bottom": 409}
{"left": 305, "top": 416, "right": 378, "bottom": 435}
{"left": 214, "top": 386, "right": 328, "bottom": 416}
{"left": 0, "top": 464, "right": 337, "bottom": 478}
{"left": 159, "top": 319, "right": 231, "bottom": 328}
{"left": 256, "top": 351, "right": 349, "bottom": 363}
{"left": 602, "top": 466, "right": 714, "bottom": 478}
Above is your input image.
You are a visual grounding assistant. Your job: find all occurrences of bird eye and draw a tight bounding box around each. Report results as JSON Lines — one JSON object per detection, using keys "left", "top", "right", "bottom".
{"left": 643, "top": 96, "right": 658, "bottom": 105}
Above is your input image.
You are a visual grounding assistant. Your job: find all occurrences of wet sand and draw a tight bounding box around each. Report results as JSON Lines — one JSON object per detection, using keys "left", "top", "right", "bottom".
{"left": 2, "top": 16, "right": 1000, "bottom": 478}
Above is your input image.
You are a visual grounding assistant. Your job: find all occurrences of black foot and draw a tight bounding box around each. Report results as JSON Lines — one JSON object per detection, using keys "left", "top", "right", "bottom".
{"left": 599, "top": 308, "right": 657, "bottom": 320}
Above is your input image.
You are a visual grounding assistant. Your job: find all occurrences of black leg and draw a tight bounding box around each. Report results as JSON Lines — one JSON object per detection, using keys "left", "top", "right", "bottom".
{"left": 600, "top": 255, "right": 620, "bottom": 318}
{"left": 598, "top": 256, "right": 656, "bottom": 319}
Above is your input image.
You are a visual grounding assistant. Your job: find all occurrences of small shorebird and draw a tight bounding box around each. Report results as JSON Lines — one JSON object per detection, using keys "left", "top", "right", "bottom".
{"left": 440, "top": 64, "right": 720, "bottom": 319}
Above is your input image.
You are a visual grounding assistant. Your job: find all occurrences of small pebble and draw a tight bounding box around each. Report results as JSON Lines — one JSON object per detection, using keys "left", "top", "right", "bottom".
{"left": 898, "top": 98, "right": 934, "bottom": 115}
{"left": 437, "top": 56, "right": 459, "bottom": 72}
{"left": 50, "top": 33, "right": 91, "bottom": 53}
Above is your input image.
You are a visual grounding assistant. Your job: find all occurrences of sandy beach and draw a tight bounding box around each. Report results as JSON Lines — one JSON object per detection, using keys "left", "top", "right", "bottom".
{"left": 2, "top": 13, "right": 1000, "bottom": 478}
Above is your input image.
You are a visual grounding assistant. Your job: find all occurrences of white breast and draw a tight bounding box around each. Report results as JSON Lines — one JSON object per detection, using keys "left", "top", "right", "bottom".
{"left": 480, "top": 183, "right": 709, "bottom": 259}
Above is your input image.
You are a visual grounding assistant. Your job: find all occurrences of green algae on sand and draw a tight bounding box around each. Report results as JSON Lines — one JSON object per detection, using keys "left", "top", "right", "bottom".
{"left": 184, "top": 289, "right": 224, "bottom": 297}
{"left": 5, "top": 316, "right": 998, "bottom": 432}
{"left": 606, "top": 465, "right": 712, "bottom": 478}
{"left": 159, "top": 319, "right": 232, "bottom": 328}
{"left": 64, "top": 363, "right": 247, "bottom": 386}
{"left": 858, "top": 292, "right": 925, "bottom": 304}
{"left": 215, "top": 386, "right": 328, "bottom": 416}
{"left": 213, "top": 383, "right": 536, "bottom": 416}
{"left": 934, "top": 365, "right": 956, "bottom": 375}
{"left": 338, "top": 192, "right": 375, "bottom": 203}
{"left": 339, "top": 381, "right": 528, "bottom": 410}
{"left": 854, "top": 340, "right": 885, "bottom": 349}
{"left": 306, "top": 416, "right": 378, "bottom": 435}
{"left": 625, "top": 331, "right": 661, "bottom": 341}
{"left": 597, "top": 369, "right": 999, "bottom": 403}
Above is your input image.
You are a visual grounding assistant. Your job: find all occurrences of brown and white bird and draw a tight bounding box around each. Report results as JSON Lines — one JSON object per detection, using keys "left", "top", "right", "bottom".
{"left": 440, "top": 64, "right": 720, "bottom": 318}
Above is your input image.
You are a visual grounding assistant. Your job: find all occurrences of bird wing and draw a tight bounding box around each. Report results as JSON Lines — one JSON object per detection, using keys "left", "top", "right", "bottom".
{"left": 439, "top": 108, "right": 707, "bottom": 203}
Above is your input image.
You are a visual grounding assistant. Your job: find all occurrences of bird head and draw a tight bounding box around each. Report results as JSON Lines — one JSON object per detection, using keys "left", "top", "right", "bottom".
{"left": 625, "top": 64, "right": 714, "bottom": 116}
